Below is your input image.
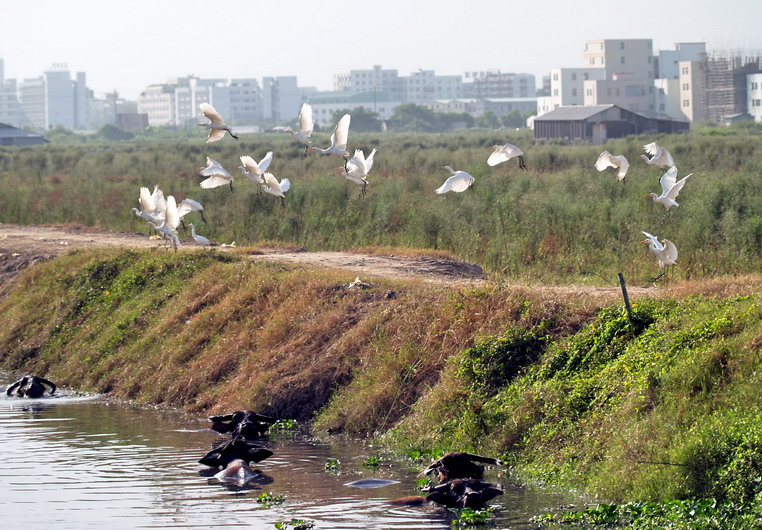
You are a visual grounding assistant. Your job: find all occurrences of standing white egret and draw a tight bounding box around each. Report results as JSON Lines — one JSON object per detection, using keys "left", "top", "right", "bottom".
{"left": 282, "top": 103, "right": 314, "bottom": 157}
{"left": 435, "top": 166, "right": 475, "bottom": 194}
{"left": 189, "top": 223, "right": 211, "bottom": 246}
{"left": 199, "top": 157, "right": 235, "bottom": 192}
{"left": 341, "top": 148, "right": 376, "bottom": 197}
{"left": 641, "top": 142, "right": 674, "bottom": 174}
{"left": 239, "top": 152, "right": 273, "bottom": 194}
{"left": 594, "top": 151, "right": 630, "bottom": 181}
{"left": 262, "top": 172, "right": 291, "bottom": 206}
{"left": 308, "top": 114, "right": 351, "bottom": 159}
{"left": 488, "top": 143, "right": 527, "bottom": 170}
{"left": 198, "top": 103, "right": 238, "bottom": 142}
{"left": 646, "top": 166, "right": 692, "bottom": 224}
{"left": 641, "top": 231, "right": 678, "bottom": 282}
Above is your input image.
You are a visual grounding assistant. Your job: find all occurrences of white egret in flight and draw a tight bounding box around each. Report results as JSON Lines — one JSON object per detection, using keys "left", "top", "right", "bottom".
{"left": 341, "top": 148, "right": 376, "bottom": 197}
{"left": 262, "top": 172, "right": 291, "bottom": 206}
{"left": 641, "top": 142, "right": 674, "bottom": 174}
{"left": 282, "top": 103, "right": 314, "bottom": 157}
{"left": 641, "top": 231, "right": 678, "bottom": 282}
{"left": 198, "top": 103, "right": 238, "bottom": 142}
{"left": 239, "top": 152, "right": 273, "bottom": 194}
{"left": 646, "top": 166, "right": 692, "bottom": 224}
{"left": 488, "top": 143, "right": 527, "bottom": 170}
{"left": 199, "top": 157, "right": 235, "bottom": 192}
{"left": 308, "top": 114, "right": 351, "bottom": 159}
{"left": 435, "top": 166, "right": 475, "bottom": 194}
{"left": 594, "top": 151, "right": 630, "bottom": 181}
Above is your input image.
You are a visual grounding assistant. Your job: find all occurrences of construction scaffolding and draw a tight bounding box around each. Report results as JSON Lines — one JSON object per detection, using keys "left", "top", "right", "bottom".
{"left": 703, "top": 51, "right": 762, "bottom": 122}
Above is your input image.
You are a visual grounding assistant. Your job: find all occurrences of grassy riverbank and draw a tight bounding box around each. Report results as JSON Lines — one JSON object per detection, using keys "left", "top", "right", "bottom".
{"left": 1, "top": 132, "right": 761, "bottom": 284}
{"left": 1, "top": 248, "right": 760, "bottom": 526}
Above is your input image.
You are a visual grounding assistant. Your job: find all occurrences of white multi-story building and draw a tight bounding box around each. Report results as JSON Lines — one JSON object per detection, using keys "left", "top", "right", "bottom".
{"left": 261, "top": 76, "right": 302, "bottom": 124}
{"left": 747, "top": 73, "right": 762, "bottom": 122}
{"left": 308, "top": 91, "right": 400, "bottom": 126}
{"left": 537, "top": 67, "right": 605, "bottom": 116}
{"left": 138, "top": 84, "right": 176, "bottom": 126}
{"left": 18, "top": 77, "right": 46, "bottom": 129}
{"left": 582, "top": 39, "right": 657, "bottom": 113}
{"left": 656, "top": 43, "right": 706, "bottom": 80}
{"left": 401, "top": 70, "right": 462, "bottom": 104}
{"left": 334, "top": 65, "right": 403, "bottom": 101}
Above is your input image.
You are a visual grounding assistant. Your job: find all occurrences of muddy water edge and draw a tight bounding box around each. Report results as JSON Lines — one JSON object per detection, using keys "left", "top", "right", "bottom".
{"left": 0, "top": 374, "right": 578, "bottom": 529}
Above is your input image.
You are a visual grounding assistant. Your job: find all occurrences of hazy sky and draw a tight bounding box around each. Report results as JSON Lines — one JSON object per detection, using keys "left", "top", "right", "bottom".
{"left": 2, "top": 0, "right": 761, "bottom": 100}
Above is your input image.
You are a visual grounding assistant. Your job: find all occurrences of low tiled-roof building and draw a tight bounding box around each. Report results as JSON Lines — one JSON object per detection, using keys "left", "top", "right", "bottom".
{"left": 0, "top": 123, "right": 46, "bottom": 146}
{"left": 533, "top": 104, "right": 689, "bottom": 144}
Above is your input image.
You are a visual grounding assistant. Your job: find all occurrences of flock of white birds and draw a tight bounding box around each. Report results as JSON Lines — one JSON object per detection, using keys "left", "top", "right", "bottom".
{"left": 596, "top": 141, "right": 692, "bottom": 281}
{"left": 132, "top": 102, "right": 690, "bottom": 280}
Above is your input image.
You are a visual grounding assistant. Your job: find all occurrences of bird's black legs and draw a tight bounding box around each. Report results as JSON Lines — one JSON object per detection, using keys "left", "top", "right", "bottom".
{"left": 650, "top": 270, "right": 666, "bottom": 283}
{"left": 227, "top": 129, "right": 239, "bottom": 140}
{"left": 200, "top": 211, "right": 208, "bottom": 223}
{"left": 303, "top": 146, "right": 309, "bottom": 158}
{"left": 229, "top": 181, "right": 235, "bottom": 193}
{"left": 660, "top": 210, "right": 672, "bottom": 225}
{"left": 280, "top": 196, "right": 285, "bottom": 207}
{"left": 518, "top": 156, "right": 528, "bottom": 170}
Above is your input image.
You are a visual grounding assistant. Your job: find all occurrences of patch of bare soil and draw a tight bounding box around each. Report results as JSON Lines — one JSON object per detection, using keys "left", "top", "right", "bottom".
{"left": 0, "top": 224, "right": 486, "bottom": 294}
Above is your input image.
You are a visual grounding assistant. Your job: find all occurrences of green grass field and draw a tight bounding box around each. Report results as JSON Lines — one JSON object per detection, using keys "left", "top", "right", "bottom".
{"left": 1, "top": 131, "right": 760, "bottom": 284}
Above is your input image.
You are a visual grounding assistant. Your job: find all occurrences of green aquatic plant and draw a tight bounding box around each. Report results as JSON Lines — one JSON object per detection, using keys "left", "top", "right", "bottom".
{"left": 362, "top": 456, "right": 381, "bottom": 469}
{"left": 451, "top": 506, "right": 495, "bottom": 526}
{"left": 256, "top": 492, "right": 285, "bottom": 507}
{"left": 324, "top": 458, "right": 340, "bottom": 472}
{"left": 274, "top": 518, "right": 314, "bottom": 530}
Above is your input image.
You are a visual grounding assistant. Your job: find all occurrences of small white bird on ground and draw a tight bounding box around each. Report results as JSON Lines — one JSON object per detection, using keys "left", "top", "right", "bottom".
{"left": 199, "top": 157, "right": 235, "bottom": 192}
{"left": 239, "top": 152, "right": 273, "bottom": 194}
{"left": 189, "top": 223, "right": 211, "bottom": 246}
{"left": 283, "top": 103, "right": 314, "bottom": 157}
{"left": 488, "top": 143, "right": 527, "bottom": 170}
{"left": 641, "top": 142, "right": 674, "bottom": 174}
{"left": 262, "top": 172, "right": 291, "bottom": 206}
{"left": 647, "top": 166, "right": 692, "bottom": 224}
{"left": 341, "top": 148, "right": 376, "bottom": 197}
{"left": 308, "top": 114, "right": 351, "bottom": 159}
{"left": 641, "top": 231, "right": 678, "bottom": 282}
{"left": 198, "top": 103, "right": 238, "bottom": 142}
{"left": 435, "top": 166, "right": 475, "bottom": 194}
{"left": 595, "top": 151, "right": 630, "bottom": 181}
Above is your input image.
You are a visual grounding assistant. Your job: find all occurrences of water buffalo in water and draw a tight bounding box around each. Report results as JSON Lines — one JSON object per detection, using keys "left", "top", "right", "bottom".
{"left": 422, "top": 452, "right": 503, "bottom": 483}
{"left": 5, "top": 375, "right": 57, "bottom": 398}
{"left": 425, "top": 478, "right": 504, "bottom": 509}
{"left": 199, "top": 437, "right": 273, "bottom": 469}
{"left": 208, "top": 410, "right": 276, "bottom": 439}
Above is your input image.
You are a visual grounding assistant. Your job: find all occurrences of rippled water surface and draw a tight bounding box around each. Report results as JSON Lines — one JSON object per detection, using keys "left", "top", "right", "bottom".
{"left": 0, "top": 380, "right": 571, "bottom": 529}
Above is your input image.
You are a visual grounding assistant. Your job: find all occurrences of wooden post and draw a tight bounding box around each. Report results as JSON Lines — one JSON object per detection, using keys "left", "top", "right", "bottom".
{"left": 618, "top": 272, "right": 633, "bottom": 320}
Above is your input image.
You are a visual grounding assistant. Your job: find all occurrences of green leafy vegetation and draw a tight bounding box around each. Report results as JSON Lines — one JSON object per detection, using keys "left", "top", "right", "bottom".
{"left": 274, "top": 518, "right": 314, "bottom": 530}
{"left": 2, "top": 132, "right": 761, "bottom": 283}
{"left": 256, "top": 492, "right": 285, "bottom": 507}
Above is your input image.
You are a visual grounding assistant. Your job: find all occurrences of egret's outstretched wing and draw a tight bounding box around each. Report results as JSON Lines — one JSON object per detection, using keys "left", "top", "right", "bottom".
{"left": 662, "top": 239, "right": 678, "bottom": 264}
{"left": 258, "top": 151, "right": 273, "bottom": 173}
{"left": 666, "top": 174, "right": 691, "bottom": 200}
{"left": 488, "top": 143, "right": 523, "bottom": 166}
{"left": 176, "top": 198, "right": 204, "bottom": 218}
{"left": 615, "top": 156, "right": 629, "bottom": 180}
{"left": 239, "top": 155, "right": 259, "bottom": 174}
{"left": 595, "top": 151, "right": 615, "bottom": 171}
{"left": 663, "top": 149, "right": 675, "bottom": 167}
{"left": 660, "top": 166, "right": 678, "bottom": 195}
{"left": 206, "top": 129, "right": 226, "bottom": 143}
{"left": 331, "top": 114, "right": 351, "bottom": 150}
{"left": 165, "top": 195, "right": 180, "bottom": 230}
{"left": 139, "top": 186, "right": 155, "bottom": 212}
{"left": 200, "top": 103, "right": 224, "bottom": 125}
{"left": 436, "top": 173, "right": 473, "bottom": 194}
{"left": 200, "top": 175, "right": 232, "bottom": 189}
{"left": 279, "top": 178, "right": 291, "bottom": 193}
{"left": 299, "top": 104, "right": 314, "bottom": 137}
{"left": 364, "top": 148, "right": 377, "bottom": 173}
{"left": 264, "top": 172, "right": 283, "bottom": 195}
{"left": 643, "top": 142, "right": 662, "bottom": 158}
{"left": 641, "top": 231, "right": 658, "bottom": 244}
{"left": 200, "top": 158, "right": 232, "bottom": 177}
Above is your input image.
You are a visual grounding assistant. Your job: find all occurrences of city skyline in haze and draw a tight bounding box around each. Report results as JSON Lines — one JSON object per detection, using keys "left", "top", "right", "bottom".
{"left": 2, "top": 0, "right": 761, "bottom": 100}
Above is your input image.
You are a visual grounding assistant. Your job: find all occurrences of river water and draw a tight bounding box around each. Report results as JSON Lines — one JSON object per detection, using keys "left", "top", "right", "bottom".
{"left": 0, "top": 380, "right": 573, "bottom": 529}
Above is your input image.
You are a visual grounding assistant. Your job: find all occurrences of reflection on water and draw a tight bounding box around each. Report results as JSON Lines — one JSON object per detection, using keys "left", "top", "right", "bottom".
{"left": 0, "top": 379, "right": 570, "bottom": 529}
